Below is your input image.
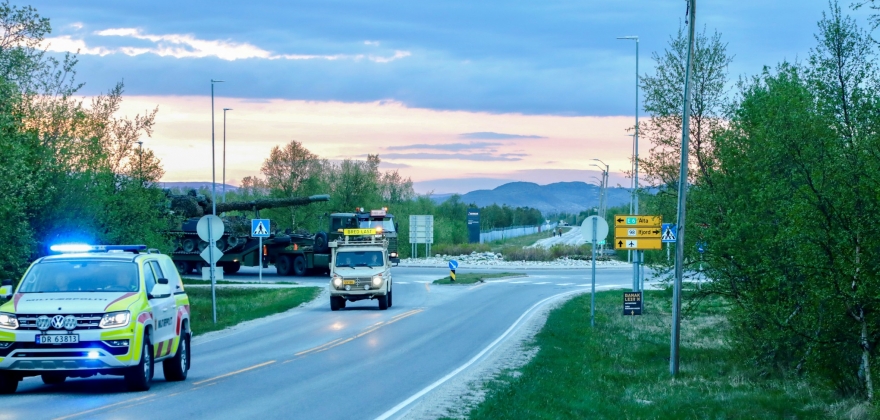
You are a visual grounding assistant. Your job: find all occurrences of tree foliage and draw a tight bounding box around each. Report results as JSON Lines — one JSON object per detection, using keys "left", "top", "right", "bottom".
{"left": 0, "top": 1, "right": 170, "bottom": 280}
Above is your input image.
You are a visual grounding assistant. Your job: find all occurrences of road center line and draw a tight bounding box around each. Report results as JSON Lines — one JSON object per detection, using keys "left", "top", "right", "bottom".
{"left": 373, "top": 289, "right": 587, "bottom": 420}
{"left": 52, "top": 395, "right": 156, "bottom": 420}
{"left": 192, "top": 360, "right": 276, "bottom": 386}
{"left": 286, "top": 309, "right": 424, "bottom": 363}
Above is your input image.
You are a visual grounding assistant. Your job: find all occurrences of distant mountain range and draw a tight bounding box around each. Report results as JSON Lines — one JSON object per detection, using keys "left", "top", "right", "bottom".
{"left": 431, "top": 181, "right": 634, "bottom": 215}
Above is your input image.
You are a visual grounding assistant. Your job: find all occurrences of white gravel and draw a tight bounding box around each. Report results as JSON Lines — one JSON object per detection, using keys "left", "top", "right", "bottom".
{"left": 398, "top": 251, "right": 628, "bottom": 269}
{"left": 400, "top": 291, "right": 581, "bottom": 420}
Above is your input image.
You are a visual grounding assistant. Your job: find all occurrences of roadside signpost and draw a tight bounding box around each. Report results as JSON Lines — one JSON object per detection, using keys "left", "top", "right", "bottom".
{"left": 614, "top": 214, "right": 661, "bottom": 293}
{"left": 582, "top": 215, "right": 609, "bottom": 327}
{"left": 197, "top": 214, "right": 224, "bottom": 324}
{"left": 252, "top": 219, "right": 271, "bottom": 282}
{"left": 661, "top": 223, "right": 676, "bottom": 261}
{"left": 623, "top": 291, "right": 643, "bottom": 315}
{"left": 448, "top": 259, "right": 458, "bottom": 282}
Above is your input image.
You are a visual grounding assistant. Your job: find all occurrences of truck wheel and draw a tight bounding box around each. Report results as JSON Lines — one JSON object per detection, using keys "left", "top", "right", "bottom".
{"left": 314, "top": 231, "right": 329, "bottom": 253}
{"left": 41, "top": 373, "right": 66, "bottom": 385}
{"left": 330, "top": 296, "right": 344, "bottom": 311}
{"left": 175, "top": 260, "right": 191, "bottom": 275}
{"left": 276, "top": 256, "right": 293, "bottom": 276}
{"left": 293, "top": 256, "right": 307, "bottom": 277}
{"left": 124, "top": 334, "right": 153, "bottom": 391}
{"left": 222, "top": 262, "right": 241, "bottom": 274}
{"left": 388, "top": 289, "right": 393, "bottom": 307}
{"left": 163, "top": 331, "right": 190, "bottom": 381}
{"left": 0, "top": 372, "right": 19, "bottom": 394}
{"left": 378, "top": 294, "right": 389, "bottom": 310}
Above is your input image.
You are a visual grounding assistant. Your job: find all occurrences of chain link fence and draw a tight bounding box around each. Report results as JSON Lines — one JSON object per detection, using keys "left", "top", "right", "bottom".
{"left": 480, "top": 223, "right": 557, "bottom": 244}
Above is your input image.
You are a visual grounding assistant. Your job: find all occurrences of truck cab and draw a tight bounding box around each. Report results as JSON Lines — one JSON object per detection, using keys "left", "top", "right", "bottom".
{"left": 355, "top": 208, "right": 400, "bottom": 264}
{"left": 328, "top": 230, "right": 393, "bottom": 311}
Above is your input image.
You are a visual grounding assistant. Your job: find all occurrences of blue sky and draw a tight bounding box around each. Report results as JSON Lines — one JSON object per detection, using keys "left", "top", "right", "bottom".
{"left": 32, "top": 0, "right": 857, "bottom": 116}
{"left": 26, "top": 1, "right": 875, "bottom": 193}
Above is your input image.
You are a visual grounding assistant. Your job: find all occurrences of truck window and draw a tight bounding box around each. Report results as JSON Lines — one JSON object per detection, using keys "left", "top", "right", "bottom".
{"left": 335, "top": 251, "right": 384, "bottom": 268}
{"left": 358, "top": 217, "right": 395, "bottom": 232}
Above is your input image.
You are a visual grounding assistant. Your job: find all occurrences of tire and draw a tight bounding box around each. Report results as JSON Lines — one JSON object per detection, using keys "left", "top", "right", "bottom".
{"left": 292, "top": 256, "right": 307, "bottom": 277}
{"left": 388, "top": 289, "right": 393, "bottom": 307}
{"left": 163, "top": 331, "right": 190, "bottom": 381}
{"left": 197, "top": 240, "right": 208, "bottom": 252}
{"left": 174, "top": 260, "right": 191, "bottom": 275}
{"left": 215, "top": 237, "right": 228, "bottom": 252}
{"left": 41, "top": 373, "right": 66, "bottom": 385}
{"left": 0, "top": 372, "right": 19, "bottom": 394}
{"left": 124, "top": 334, "right": 153, "bottom": 391}
{"left": 276, "top": 255, "right": 293, "bottom": 276}
{"left": 313, "top": 231, "right": 329, "bottom": 253}
{"left": 330, "top": 296, "right": 344, "bottom": 311}
{"left": 222, "top": 262, "right": 241, "bottom": 274}
{"left": 378, "top": 293, "right": 389, "bottom": 310}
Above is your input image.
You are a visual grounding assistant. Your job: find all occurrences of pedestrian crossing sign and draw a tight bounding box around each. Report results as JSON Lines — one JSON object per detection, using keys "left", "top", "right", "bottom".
{"left": 251, "top": 219, "right": 271, "bottom": 238}
{"left": 661, "top": 223, "right": 676, "bottom": 243}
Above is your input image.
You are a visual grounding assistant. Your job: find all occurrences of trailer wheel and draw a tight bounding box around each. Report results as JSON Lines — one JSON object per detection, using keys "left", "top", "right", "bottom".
{"left": 222, "top": 262, "right": 241, "bottom": 274}
{"left": 293, "top": 256, "right": 307, "bottom": 277}
{"left": 276, "top": 255, "right": 293, "bottom": 276}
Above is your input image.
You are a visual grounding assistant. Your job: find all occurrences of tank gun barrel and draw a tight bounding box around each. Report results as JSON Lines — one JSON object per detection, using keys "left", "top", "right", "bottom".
{"left": 214, "top": 194, "right": 330, "bottom": 214}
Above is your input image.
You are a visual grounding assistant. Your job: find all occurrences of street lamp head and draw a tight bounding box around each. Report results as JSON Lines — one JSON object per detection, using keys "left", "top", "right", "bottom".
{"left": 211, "top": 79, "right": 225, "bottom": 84}
{"left": 617, "top": 36, "right": 639, "bottom": 41}
{"left": 223, "top": 108, "right": 233, "bottom": 111}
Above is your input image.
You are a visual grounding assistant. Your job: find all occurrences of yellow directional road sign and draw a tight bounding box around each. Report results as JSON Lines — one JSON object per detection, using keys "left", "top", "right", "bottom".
{"left": 615, "top": 227, "right": 662, "bottom": 238}
{"left": 613, "top": 238, "right": 662, "bottom": 250}
{"left": 614, "top": 215, "right": 662, "bottom": 227}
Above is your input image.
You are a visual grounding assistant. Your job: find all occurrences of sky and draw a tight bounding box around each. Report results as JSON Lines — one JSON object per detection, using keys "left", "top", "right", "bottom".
{"left": 27, "top": 0, "right": 873, "bottom": 194}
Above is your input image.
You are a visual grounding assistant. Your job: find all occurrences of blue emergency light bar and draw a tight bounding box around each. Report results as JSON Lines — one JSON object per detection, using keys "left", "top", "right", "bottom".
{"left": 49, "top": 244, "right": 147, "bottom": 254}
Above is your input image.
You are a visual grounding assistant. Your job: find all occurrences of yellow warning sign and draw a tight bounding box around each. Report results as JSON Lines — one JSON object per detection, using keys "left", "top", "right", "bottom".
{"left": 343, "top": 228, "right": 377, "bottom": 236}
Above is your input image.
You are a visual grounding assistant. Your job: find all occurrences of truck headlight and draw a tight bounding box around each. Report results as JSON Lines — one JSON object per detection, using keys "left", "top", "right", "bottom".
{"left": 390, "top": 252, "right": 398, "bottom": 258}
{"left": 0, "top": 313, "right": 18, "bottom": 330}
{"left": 99, "top": 311, "right": 131, "bottom": 329}
{"left": 372, "top": 275, "right": 383, "bottom": 287}
{"left": 332, "top": 277, "right": 343, "bottom": 288}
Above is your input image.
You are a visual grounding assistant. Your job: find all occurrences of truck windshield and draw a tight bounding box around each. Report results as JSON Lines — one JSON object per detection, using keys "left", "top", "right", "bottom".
{"left": 358, "top": 217, "right": 395, "bottom": 232}
{"left": 18, "top": 261, "right": 140, "bottom": 293}
{"left": 335, "top": 251, "right": 384, "bottom": 268}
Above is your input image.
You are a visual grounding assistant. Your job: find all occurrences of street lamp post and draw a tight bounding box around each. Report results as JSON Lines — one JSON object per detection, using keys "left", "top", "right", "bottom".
{"left": 618, "top": 35, "right": 640, "bottom": 292}
{"left": 222, "top": 108, "right": 233, "bottom": 203}
{"left": 591, "top": 158, "right": 609, "bottom": 218}
{"left": 210, "top": 79, "right": 224, "bottom": 325}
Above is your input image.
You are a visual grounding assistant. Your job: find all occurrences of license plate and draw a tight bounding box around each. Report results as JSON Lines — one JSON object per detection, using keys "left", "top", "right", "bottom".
{"left": 36, "top": 334, "right": 79, "bottom": 344}
{"left": 343, "top": 280, "right": 356, "bottom": 285}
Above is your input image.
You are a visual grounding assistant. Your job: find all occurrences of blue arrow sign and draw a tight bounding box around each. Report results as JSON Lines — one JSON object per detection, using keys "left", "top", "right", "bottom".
{"left": 661, "top": 223, "right": 677, "bottom": 243}
{"left": 448, "top": 260, "right": 459, "bottom": 270}
{"left": 251, "top": 219, "right": 271, "bottom": 238}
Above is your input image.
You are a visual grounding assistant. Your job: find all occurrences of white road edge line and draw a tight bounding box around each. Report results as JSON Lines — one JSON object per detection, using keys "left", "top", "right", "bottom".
{"left": 374, "top": 288, "right": 587, "bottom": 420}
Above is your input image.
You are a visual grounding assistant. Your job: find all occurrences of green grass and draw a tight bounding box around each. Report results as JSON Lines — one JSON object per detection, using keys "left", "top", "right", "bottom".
{"left": 432, "top": 272, "right": 523, "bottom": 285}
{"left": 182, "top": 277, "right": 297, "bottom": 286}
{"left": 187, "top": 286, "right": 321, "bottom": 336}
{"left": 463, "top": 287, "right": 867, "bottom": 420}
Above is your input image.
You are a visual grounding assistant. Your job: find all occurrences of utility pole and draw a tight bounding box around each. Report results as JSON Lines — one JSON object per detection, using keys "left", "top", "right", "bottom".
{"left": 617, "top": 35, "right": 640, "bottom": 291}
{"left": 671, "top": 0, "right": 696, "bottom": 376}
{"left": 209, "top": 79, "right": 224, "bottom": 324}
{"left": 223, "top": 108, "right": 233, "bottom": 203}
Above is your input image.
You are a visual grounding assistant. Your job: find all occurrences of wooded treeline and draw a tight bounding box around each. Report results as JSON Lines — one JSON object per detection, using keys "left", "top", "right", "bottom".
{"left": 638, "top": 1, "right": 880, "bottom": 401}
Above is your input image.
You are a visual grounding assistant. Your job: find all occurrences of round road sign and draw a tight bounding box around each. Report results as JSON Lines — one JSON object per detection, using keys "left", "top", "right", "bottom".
{"left": 581, "top": 216, "right": 609, "bottom": 243}
{"left": 197, "top": 215, "right": 225, "bottom": 242}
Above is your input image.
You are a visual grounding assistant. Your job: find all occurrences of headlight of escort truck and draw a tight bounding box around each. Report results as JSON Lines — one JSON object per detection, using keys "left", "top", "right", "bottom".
{"left": 0, "top": 313, "right": 19, "bottom": 330}
{"left": 372, "top": 275, "right": 383, "bottom": 287}
{"left": 333, "top": 276, "right": 343, "bottom": 288}
{"left": 99, "top": 311, "right": 131, "bottom": 329}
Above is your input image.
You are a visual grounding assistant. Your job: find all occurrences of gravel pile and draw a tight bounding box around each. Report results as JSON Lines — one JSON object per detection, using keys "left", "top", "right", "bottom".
{"left": 398, "top": 251, "right": 629, "bottom": 269}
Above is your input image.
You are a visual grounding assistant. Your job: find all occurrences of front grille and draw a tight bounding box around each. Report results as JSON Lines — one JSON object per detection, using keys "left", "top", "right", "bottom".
{"left": 342, "top": 277, "right": 378, "bottom": 291}
{"left": 17, "top": 314, "right": 103, "bottom": 331}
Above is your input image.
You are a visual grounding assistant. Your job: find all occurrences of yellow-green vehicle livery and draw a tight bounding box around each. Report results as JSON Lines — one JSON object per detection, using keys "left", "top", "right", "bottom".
{"left": 0, "top": 244, "right": 192, "bottom": 394}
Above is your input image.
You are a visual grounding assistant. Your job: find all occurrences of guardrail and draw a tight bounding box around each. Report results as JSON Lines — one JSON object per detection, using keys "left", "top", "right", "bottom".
{"left": 480, "top": 223, "right": 557, "bottom": 243}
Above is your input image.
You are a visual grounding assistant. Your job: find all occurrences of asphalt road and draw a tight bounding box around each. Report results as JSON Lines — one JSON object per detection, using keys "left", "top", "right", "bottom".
{"left": 0, "top": 265, "right": 647, "bottom": 420}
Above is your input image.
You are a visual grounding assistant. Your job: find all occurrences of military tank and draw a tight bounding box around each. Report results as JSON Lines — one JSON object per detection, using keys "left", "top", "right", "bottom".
{"left": 165, "top": 189, "right": 330, "bottom": 256}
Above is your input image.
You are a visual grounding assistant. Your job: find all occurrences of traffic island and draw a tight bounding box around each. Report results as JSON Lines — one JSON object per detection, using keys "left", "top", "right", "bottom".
{"left": 464, "top": 287, "right": 863, "bottom": 419}
{"left": 188, "top": 286, "right": 321, "bottom": 335}
{"left": 432, "top": 273, "right": 524, "bottom": 285}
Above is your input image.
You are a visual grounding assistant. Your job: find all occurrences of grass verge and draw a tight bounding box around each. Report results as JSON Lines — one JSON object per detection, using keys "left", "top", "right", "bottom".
{"left": 432, "top": 272, "right": 523, "bottom": 285}
{"left": 187, "top": 286, "right": 321, "bottom": 336}
{"left": 463, "top": 287, "right": 864, "bottom": 419}
{"left": 182, "top": 277, "right": 297, "bottom": 285}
